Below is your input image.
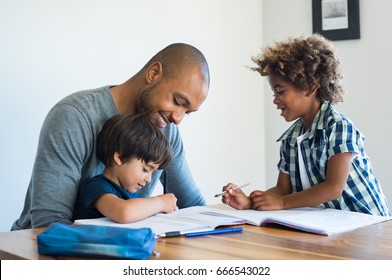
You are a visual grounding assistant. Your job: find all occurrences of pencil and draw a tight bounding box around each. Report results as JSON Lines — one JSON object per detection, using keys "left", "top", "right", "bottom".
{"left": 214, "top": 182, "right": 250, "bottom": 198}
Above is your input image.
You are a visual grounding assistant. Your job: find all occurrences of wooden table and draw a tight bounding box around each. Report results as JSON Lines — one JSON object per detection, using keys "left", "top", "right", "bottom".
{"left": 1, "top": 220, "right": 392, "bottom": 260}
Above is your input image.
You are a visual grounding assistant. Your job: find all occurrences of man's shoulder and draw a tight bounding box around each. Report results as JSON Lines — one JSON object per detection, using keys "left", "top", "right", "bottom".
{"left": 57, "top": 86, "right": 112, "bottom": 108}
{"left": 47, "top": 85, "right": 117, "bottom": 122}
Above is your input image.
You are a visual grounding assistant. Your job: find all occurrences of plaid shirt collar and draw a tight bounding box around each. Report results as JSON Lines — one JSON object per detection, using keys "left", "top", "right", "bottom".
{"left": 277, "top": 101, "right": 332, "bottom": 146}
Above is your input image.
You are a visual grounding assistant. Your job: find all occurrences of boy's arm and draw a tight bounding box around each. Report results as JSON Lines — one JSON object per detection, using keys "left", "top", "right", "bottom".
{"left": 249, "top": 171, "right": 291, "bottom": 210}
{"left": 251, "top": 152, "right": 352, "bottom": 210}
{"left": 94, "top": 193, "right": 177, "bottom": 224}
{"left": 250, "top": 171, "right": 292, "bottom": 199}
{"left": 282, "top": 152, "right": 352, "bottom": 209}
{"left": 265, "top": 171, "right": 293, "bottom": 195}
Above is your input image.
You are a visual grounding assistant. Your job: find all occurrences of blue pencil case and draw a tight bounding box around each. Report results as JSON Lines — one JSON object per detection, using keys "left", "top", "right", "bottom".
{"left": 37, "top": 222, "right": 155, "bottom": 259}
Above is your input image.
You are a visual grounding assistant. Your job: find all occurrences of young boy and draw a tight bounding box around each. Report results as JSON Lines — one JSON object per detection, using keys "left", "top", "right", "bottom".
{"left": 221, "top": 34, "right": 390, "bottom": 216}
{"left": 73, "top": 114, "right": 177, "bottom": 223}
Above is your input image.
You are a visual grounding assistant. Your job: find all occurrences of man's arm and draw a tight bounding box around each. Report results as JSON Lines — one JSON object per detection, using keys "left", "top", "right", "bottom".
{"left": 29, "top": 104, "right": 92, "bottom": 227}
{"left": 161, "top": 124, "right": 206, "bottom": 208}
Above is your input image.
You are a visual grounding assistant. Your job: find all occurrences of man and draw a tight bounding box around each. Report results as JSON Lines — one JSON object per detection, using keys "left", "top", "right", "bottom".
{"left": 12, "top": 43, "right": 210, "bottom": 230}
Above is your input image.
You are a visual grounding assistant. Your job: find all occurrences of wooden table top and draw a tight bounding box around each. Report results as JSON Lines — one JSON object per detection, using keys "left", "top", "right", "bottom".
{"left": 1, "top": 220, "right": 392, "bottom": 260}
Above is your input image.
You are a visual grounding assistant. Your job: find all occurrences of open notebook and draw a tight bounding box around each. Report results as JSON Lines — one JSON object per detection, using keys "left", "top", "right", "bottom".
{"left": 74, "top": 205, "right": 391, "bottom": 236}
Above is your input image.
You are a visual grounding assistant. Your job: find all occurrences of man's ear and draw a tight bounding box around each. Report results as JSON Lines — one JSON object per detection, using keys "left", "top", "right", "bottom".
{"left": 113, "top": 152, "right": 123, "bottom": 166}
{"left": 146, "top": 62, "right": 163, "bottom": 84}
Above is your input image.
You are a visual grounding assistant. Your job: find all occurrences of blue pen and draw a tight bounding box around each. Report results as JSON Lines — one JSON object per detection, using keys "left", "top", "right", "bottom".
{"left": 184, "top": 227, "right": 243, "bottom": 237}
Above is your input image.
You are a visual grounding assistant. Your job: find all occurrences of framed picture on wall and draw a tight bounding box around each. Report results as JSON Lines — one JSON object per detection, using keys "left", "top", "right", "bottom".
{"left": 312, "top": 0, "right": 360, "bottom": 41}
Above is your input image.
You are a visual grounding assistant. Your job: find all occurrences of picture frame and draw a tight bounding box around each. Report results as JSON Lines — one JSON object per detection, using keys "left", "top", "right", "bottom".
{"left": 312, "top": 0, "right": 360, "bottom": 41}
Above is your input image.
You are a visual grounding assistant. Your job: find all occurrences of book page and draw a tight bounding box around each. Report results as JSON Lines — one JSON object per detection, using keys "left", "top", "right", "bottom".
{"left": 75, "top": 215, "right": 206, "bottom": 235}
{"left": 75, "top": 206, "right": 245, "bottom": 235}
{"left": 201, "top": 206, "right": 391, "bottom": 235}
{"left": 75, "top": 205, "right": 391, "bottom": 236}
{"left": 274, "top": 208, "right": 390, "bottom": 235}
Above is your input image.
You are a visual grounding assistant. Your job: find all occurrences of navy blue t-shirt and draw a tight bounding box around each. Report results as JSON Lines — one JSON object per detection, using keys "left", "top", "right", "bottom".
{"left": 73, "top": 174, "right": 140, "bottom": 220}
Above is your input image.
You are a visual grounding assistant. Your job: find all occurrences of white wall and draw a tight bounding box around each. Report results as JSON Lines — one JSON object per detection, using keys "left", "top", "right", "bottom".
{"left": 262, "top": 0, "right": 392, "bottom": 207}
{"left": 0, "top": 0, "right": 264, "bottom": 231}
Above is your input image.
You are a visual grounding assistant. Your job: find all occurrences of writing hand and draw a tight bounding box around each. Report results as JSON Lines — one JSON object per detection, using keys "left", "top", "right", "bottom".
{"left": 221, "top": 183, "right": 252, "bottom": 210}
{"left": 159, "top": 193, "right": 178, "bottom": 213}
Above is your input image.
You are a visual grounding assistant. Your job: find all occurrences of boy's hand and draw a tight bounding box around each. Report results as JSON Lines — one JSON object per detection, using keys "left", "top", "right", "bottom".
{"left": 221, "top": 183, "right": 252, "bottom": 210}
{"left": 159, "top": 193, "right": 178, "bottom": 213}
{"left": 250, "top": 191, "right": 284, "bottom": 210}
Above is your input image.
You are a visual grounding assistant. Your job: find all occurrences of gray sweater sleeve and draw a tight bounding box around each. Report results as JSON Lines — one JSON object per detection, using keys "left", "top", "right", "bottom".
{"left": 164, "top": 124, "right": 206, "bottom": 208}
{"left": 138, "top": 124, "right": 206, "bottom": 208}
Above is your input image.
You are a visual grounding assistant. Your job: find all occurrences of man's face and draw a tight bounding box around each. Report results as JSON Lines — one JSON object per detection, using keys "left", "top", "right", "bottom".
{"left": 136, "top": 69, "right": 208, "bottom": 128}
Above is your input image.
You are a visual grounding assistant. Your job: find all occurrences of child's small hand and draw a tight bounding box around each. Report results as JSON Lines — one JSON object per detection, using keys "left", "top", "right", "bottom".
{"left": 221, "top": 183, "right": 252, "bottom": 210}
{"left": 250, "top": 191, "right": 284, "bottom": 210}
{"left": 159, "top": 193, "right": 178, "bottom": 213}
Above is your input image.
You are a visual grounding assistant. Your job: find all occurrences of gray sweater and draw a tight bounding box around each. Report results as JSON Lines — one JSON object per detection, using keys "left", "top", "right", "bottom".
{"left": 11, "top": 86, "right": 205, "bottom": 230}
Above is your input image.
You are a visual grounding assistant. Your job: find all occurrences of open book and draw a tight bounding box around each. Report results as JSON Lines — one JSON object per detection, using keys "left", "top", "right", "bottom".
{"left": 74, "top": 205, "right": 391, "bottom": 236}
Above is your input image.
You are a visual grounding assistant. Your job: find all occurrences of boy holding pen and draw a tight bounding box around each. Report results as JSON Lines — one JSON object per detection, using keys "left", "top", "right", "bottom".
{"left": 221, "top": 34, "right": 390, "bottom": 216}
{"left": 73, "top": 114, "right": 177, "bottom": 223}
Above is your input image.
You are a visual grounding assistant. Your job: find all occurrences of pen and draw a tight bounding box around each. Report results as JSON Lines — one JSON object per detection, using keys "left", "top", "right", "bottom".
{"left": 157, "top": 229, "right": 212, "bottom": 238}
{"left": 214, "top": 182, "right": 251, "bottom": 197}
{"left": 157, "top": 231, "right": 181, "bottom": 238}
{"left": 184, "top": 227, "right": 243, "bottom": 237}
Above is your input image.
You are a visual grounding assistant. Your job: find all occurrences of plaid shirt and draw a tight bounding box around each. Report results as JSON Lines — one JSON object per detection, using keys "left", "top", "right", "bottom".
{"left": 277, "top": 102, "right": 390, "bottom": 216}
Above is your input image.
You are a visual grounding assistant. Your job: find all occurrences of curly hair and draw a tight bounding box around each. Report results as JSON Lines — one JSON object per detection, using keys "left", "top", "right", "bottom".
{"left": 250, "top": 33, "right": 344, "bottom": 104}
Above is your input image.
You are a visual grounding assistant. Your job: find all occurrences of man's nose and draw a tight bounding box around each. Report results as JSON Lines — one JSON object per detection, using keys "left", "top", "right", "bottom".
{"left": 171, "top": 110, "right": 186, "bottom": 125}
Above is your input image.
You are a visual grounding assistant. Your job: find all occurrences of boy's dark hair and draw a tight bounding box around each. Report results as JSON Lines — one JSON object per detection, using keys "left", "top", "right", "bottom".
{"left": 97, "top": 114, "right": 171, "bottom": 169}
{"left": 250, "top": 33, "right": 344, "bottom": 104}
